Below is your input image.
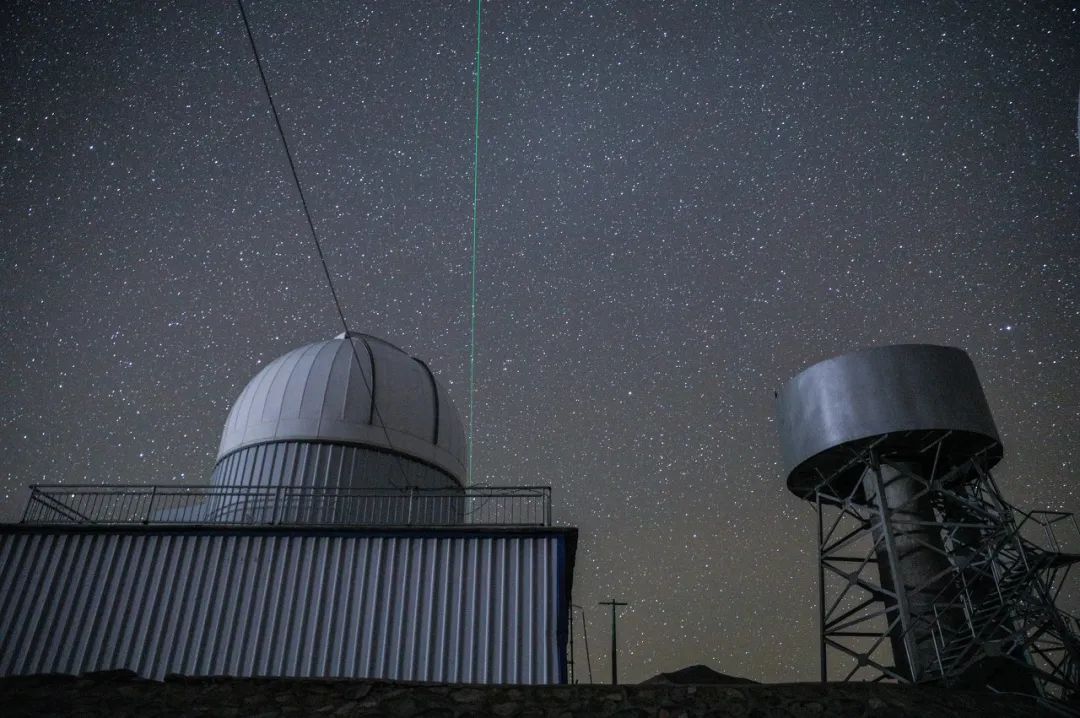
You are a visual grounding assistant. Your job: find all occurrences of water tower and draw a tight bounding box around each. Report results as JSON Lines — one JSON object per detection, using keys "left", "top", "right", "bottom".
{"left": 776, "top": 344, "right": 1079, "bottom": 705}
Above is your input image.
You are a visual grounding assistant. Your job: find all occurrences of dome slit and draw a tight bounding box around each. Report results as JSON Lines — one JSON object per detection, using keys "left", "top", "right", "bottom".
{"left": 357, "top": 336, "right": 377, "bottom": 426}
{"left": 415, "top": 358, "right": 440, "bottom": 446}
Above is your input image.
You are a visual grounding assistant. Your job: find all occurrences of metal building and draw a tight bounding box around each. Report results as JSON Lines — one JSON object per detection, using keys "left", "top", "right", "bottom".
{"left": 776, "top": 344, "right": 1079, "bottom": 708}
{"left": 1, "top": 333, "right": 577, "bottom": 684}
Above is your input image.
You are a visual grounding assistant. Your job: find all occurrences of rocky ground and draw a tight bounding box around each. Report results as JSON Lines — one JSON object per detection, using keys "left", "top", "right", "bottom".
{"left": 1, "top": 670, "right": 1057, "bottom": 717}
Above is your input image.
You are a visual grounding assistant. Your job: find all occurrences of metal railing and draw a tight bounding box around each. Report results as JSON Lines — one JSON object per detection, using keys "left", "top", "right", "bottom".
{"left": 22, "top": 484, "right": 552, "bottom": 528}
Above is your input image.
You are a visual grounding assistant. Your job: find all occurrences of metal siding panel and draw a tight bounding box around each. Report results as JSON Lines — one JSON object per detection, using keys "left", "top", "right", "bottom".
{"left": 279, "top": 536, "right": 303, "bottom": 675}
{"left": 390, "top": 538, "right": 410, "bottom": 679}
{"left": 400, "top": 539, "right": 419, "bottom": 680}
{"left": 137, "top": 534, "right": 173, "bottom": 678}
{"left": 51, "top": 532, "right": 88, "bottom": 675}
{"left": 209, "top": 536, "right": 239, "bottom": 674}
{"left": 3, "top": 533, "right": 47, "bottom": 672}
{"left": 525, "top": 535, "right": 536, "bottom": 682}
{"left": 109, "top": 532, "right": 152, "bottom": 670}
{"left": 493, "top": 539, "right": 506, "bottom": 683}
{"left": 198, "top": 535, "right": 230, "bottom": 673}
{"left": 538, "top": 537, "right": 550, "bottom": 682}
{"left": 0, "top": 534, "right": 30, "bottom": 672}
{"left": 227, "top": 534, "right": 252, "bottom": 675}
{"left": 114, "top": 535, "right": 148, "bottom": 668}
{"left": 416, "top": 538, "right": 436, "bottom": 680}
{"left": 239, "top": 535, "right": 268, "bottom": 673}
{"left": 315, "top": 537, "right": 338, "bottom": 677}
{"left": 359, "top": 537, "right": 379, "bottom": 675}
{"left": 448, "top": 536, "right": 465, "bottom": 681}
{"left": 378, "top": 538, "right": 398, "bottom": 678}
{"left": 342, "top": 538, "right": 362, "bottom": 676}
{"left": 169, "top": 535, "right": 205, "bottom": 674}
{"left": 303, "top": 536, "right": 328, "bottom": 677}
{"left": 254, "top": 535, "right": 284, "bottom": 676}
{"left": 23, "top": 533, "right": 74, "bottom": 674}
{"left": 72, "top": 533, "right": 121, "bottom": 674}
{"left": 0, "top": 531, "right": 568, "bottom": 684}
{"left": 79, "top": 531, "right": 120, "bottom": 673}
{"left": 42, "top": 534, "right": 93, "bottom": 672}
{"left": 507, "top": 538, "right": 520, "bottom": 681}
{"left": 430, "top": 537, "right": 448, "bottom": 680}
{"left": 179, "top": 536, "right": 211, "bottom": 674}
{"left": 160, "top": 533, "right": 191, "bottom": 673}
{"left": 477, "top": 538, "right": 492, "bottom": 682}
{"left": 461, "top": 538, "right": 477, "bottom": 683}
{"left": 330, "top": 537, "right": 353, "bottom": 677}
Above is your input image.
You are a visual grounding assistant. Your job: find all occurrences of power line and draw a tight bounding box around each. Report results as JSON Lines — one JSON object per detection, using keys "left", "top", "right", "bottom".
{"left": 468, "top": 0, "right": 483, "bottom": 485}
{"left": 235, "top": 0, "right": 412, "bottom": 489}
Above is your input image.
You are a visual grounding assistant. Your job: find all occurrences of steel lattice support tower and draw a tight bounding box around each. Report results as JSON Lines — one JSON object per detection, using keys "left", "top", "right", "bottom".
{"left": 776, "top": 345, "right": 1080, "bottom": 713}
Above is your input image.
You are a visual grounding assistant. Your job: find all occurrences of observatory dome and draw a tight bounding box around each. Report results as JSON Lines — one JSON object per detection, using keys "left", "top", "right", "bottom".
{"left": 215, "top": 332, "right": 466, "bottom": 487}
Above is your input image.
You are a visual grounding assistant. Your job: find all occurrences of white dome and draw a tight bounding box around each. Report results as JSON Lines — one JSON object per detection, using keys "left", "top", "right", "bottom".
{"left": 217, "top": 332, "right": 466, "bottom": 484}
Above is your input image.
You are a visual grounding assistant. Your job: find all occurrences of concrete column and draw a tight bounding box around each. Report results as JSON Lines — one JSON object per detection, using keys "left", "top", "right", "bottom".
{"left": 863, "top": 461, "right": 958, "bottom": 681}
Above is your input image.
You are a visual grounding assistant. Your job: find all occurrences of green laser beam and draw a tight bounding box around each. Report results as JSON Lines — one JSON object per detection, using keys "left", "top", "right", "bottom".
{"left": 468, "top": 0, "right": 482, "bottom": 485}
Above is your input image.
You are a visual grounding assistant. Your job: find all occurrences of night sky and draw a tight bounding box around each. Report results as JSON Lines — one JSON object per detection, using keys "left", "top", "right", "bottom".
{"left": 2, "top": 1, "right": 1078, "bottom": 684}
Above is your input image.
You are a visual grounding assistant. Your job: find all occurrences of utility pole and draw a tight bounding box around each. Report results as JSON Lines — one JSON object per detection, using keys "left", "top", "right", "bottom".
{"left": 598, "top": 599, "right": 628, "bottom": 685}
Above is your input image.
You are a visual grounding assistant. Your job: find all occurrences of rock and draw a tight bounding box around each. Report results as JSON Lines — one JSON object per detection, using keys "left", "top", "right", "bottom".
{"left": 452, "top": 687, "right": 484, "bottom": 702}
{"left": 0, "top": 673, "right": 1047, "bottom": 718}
{"left": 81, "top": 669, "right": 139, "bottom": 681}
{"left": 382, "top": 696, "right": 418, "bottom": 716}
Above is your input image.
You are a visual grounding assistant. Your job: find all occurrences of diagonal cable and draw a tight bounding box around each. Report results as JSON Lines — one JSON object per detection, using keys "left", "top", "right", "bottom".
{"left": 236, "top": 0, "right": 413, "bottom": 490}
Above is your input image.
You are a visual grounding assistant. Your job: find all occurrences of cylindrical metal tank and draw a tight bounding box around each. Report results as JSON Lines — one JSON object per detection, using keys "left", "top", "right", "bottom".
{"left": 777, "top": 344, "right": 1001, "bottom": 499}
{"left": 861, "top": 461, "right": 959, "bottom": 679}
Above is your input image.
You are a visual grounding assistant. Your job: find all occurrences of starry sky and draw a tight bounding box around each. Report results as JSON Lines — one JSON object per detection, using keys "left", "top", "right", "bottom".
{"left": 2, "top": 0, "right": 1078, "bottom": 685}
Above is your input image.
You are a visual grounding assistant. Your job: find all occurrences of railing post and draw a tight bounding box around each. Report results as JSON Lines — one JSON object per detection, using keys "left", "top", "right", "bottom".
{"left": 406, "top": 487, "right": 416, "bottom": 526}
{"left": 143, "top": 485, "right": 157, "bottom": 524}
{"left": 22, "top": 486, "right": 38, "bottom": 523}
{"left": 270, "top": 485, "right": 281, "bottom": 525}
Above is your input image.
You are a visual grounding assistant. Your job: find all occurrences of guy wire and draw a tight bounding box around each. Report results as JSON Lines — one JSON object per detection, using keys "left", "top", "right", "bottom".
{"left": 237, "top": 0, "right": 412, "bottom": 489}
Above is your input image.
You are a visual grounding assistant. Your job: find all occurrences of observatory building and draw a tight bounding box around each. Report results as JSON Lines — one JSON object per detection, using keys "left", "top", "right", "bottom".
{"left": 0, "top": 333, "right": 575, "bottom": 684}
{"left": 777, "top": 344, "right": 1079, "bottom": 705}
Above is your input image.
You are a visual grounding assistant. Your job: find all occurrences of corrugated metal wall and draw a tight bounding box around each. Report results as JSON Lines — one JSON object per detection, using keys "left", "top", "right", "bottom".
{"left": 0, "top": 528, "right": 572, "bottom": 683}
{"left": 206, "top": 441, "right": 464, "bottom": 524}
{"left": 212, "top": 442, "right": 457, "bottom": 493}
